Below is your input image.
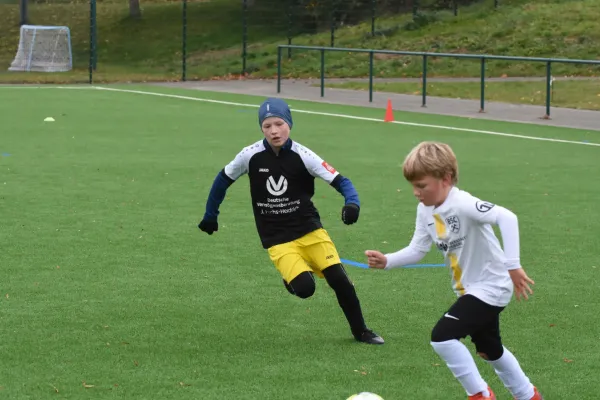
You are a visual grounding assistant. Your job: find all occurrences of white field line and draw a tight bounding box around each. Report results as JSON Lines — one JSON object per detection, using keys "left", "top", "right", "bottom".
{"left": 2, "top": 85, "right": 598, "bottom": 147}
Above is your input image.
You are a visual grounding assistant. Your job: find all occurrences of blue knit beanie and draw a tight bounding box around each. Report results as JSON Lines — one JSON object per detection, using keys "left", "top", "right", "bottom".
{"left": 258, "top": 98, "right": 293, "bottom": 129}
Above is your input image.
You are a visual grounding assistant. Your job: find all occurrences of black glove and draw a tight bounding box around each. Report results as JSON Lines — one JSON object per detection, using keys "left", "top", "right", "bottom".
{"left": 198, "top": 219, "right": 218, "bottom": 235}
{"left": 341, "top": 203, "right": 360, "bottom": 225}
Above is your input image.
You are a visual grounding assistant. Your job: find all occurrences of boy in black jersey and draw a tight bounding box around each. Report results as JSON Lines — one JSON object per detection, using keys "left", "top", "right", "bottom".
{"left": 198, "top": 98, "right": 383, "bottom": 345}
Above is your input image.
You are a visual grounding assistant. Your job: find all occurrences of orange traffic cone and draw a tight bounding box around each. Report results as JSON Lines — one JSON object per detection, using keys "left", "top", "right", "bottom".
{"left": 384, "top": 99, "right": 394, "bottom": 122}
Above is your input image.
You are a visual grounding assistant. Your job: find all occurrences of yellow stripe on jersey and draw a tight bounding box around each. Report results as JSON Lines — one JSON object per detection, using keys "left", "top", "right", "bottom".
{"left": 433, "top": 213, "right": 447, "bottom": 239}
{"left": 448, "top": 252, "right": 465, "bottom": 296}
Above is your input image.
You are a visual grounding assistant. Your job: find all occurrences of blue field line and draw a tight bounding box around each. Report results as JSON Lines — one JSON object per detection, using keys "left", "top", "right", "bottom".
{"left": 341, "top": 258, "right": 446, "bottom": 269}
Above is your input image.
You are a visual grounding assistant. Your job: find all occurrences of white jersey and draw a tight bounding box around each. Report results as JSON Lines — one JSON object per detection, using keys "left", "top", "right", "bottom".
{"left": 409, "top": 187, "right": 514, "bottom": 307}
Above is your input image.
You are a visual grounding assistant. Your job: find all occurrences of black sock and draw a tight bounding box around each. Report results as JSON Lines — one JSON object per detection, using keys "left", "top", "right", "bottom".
{"left": 286, "top": 272, "right": 316, "bottom": 299}
{"left": 323, "top": 264, "right": 367, "bottom": 336}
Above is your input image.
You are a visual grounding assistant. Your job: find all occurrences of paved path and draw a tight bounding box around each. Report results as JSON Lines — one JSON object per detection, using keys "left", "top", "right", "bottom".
{"left": 154, "top": 79, "right": 600, "bottom": 131}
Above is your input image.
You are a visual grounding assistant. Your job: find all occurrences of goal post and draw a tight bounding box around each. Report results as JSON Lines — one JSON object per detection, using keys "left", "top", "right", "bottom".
{"left": 8, "top": 25, "right": 73, "bottom": 72}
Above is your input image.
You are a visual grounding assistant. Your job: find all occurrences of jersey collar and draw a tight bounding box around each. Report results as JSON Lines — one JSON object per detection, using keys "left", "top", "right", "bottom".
{"left": 263, "top": 138, "right": 293, "bottom": 155}
{"left": 433, "top": 186, "right": 458, "bottom": 211}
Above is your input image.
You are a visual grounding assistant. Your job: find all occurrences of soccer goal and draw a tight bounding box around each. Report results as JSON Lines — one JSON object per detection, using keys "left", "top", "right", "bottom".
{"left": 9, "top": 25, "right": 73, "bottom": 72}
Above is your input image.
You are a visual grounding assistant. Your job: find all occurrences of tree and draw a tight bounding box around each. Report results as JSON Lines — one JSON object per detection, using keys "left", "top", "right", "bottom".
{"left": 129, "top": 0, "right": 142, "bottom": 19}
{"left": 20, "top": 0, "right": 28, "bottom": 26}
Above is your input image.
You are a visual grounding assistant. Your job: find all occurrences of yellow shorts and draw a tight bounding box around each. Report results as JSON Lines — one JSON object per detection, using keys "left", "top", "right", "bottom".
{"left": 267, "top": 228, "right": 342, "bottom": 283}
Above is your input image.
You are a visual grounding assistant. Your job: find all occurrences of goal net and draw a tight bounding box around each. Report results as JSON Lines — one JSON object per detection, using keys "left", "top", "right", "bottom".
{"left": 9, "top": 25, "right": 73, "bottom": 72}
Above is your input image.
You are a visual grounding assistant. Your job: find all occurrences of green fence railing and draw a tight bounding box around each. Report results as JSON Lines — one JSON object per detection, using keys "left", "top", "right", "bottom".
{"left": 276, "top": 45, "right": 600, "bottom": 118}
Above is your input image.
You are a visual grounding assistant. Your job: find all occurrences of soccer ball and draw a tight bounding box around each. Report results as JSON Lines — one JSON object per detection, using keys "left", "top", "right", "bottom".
{"left": 346, "top": 393, "right": 384, "bottom": 400}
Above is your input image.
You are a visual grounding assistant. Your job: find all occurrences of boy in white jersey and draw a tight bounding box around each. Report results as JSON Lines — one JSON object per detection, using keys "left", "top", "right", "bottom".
{"left": 365, "top": 142, "right": 543, "bottom": 400}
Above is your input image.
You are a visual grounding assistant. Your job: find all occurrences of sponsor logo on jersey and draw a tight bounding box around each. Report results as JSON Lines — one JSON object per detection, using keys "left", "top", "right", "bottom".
{"left": 436, "top": 242, "right": 449, "bottom": 252}
{"left": 475, "top": 201, "right": 495, "bottom": 213}
{"left": 266, "top": 175, "right": 288, "bottom": 196}
{"left": 445, "top": 215, "right": 460, "bottom": 233}
{"left": 321, "top": 161, "right": 336, "bottom": 174}
{"left": 436, "top": 237, "right": 466, "bottom": 253}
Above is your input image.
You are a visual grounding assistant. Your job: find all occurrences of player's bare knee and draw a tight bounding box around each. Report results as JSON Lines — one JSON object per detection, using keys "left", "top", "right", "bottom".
{"left": 477, "top": 352, "right": 489, "bottom": 360}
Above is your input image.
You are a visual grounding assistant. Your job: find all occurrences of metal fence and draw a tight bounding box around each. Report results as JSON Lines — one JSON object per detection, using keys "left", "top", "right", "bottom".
{"left": 276, "top": 44, "right": 600, "bottom": 118}
{"left": 0, "top": 0, "right": 502, "bottom": 84}
{"left": 239, "top": 0, "right": 501, "bottom": 76}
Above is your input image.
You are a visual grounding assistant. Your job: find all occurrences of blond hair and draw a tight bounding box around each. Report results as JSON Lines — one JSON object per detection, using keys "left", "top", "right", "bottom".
{"left": 402, "top": 141, "right": 459, "bottom": 184}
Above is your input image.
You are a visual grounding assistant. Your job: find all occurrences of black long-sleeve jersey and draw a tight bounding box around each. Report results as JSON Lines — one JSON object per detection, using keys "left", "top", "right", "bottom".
{"left": 205, "top": 138, "right": 359, "bottom": 249}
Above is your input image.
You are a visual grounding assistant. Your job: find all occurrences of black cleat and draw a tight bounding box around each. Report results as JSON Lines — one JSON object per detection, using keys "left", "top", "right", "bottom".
{"left": 354, "top": 329, "right": 384, "bottom": 345}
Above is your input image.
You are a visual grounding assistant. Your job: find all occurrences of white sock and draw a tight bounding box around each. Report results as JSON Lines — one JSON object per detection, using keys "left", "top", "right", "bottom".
{"left": 431, "top": 340, "right": 489, "bottom": 396}
{"left": 487, "top": 346, "right": 535, "bottom": 400}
